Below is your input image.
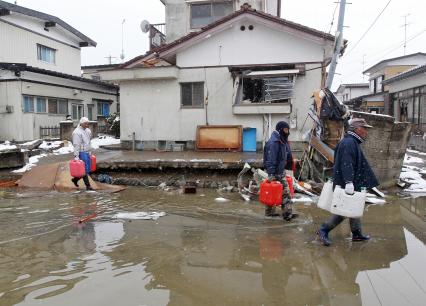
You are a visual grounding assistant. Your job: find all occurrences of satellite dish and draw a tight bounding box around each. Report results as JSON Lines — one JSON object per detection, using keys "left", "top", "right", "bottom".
{"left": 140, "top": 20, "right": 150, "bottom": 33}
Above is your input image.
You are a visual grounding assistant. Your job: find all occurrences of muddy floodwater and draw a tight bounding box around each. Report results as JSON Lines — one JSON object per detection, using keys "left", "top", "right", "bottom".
{"left": 0, "top": 187, "right": 425, "bottom": 306}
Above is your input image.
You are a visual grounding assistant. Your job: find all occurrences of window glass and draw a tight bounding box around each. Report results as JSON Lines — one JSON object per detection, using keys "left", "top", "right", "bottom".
{"left": 48, "top": 99, "right": 58, "bottom": 114}
{"left": 96, "top": 102, "right": 110, "bottom": 117}
{"left": 213, "top": 2, "right": 233, "bottom": 18}
{"left": 23, "top": 96, "right": 34, "bottom": 113}
{"left": 191, "top": 3, "right": 212, "bottom": 28}
{"left": 87, "top": 105, "right": 94, "bottom": 121}
{"left": 37, "top": 44, "right": 56, "bottom": 63}
{"left": 181, "top": 83, "right": 204, "bottom": 107}
{"left": 181, "top": 83, "right": 193, "bottom": 106}
{"left": 192, "top": 83, "right": 204, "bottom": 106}
{"left": 58, "top": 99, "right": 68, "bottom": 114}
{"left": 36, "top": 97, "right": 46, "bottom": 113}
{"left": 72, "top": 104, "right": 84, "bottom": 120}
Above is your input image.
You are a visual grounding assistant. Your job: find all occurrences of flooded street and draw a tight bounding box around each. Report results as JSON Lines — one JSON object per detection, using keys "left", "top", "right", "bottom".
{"left": 0, "top": 187, "right": 425, "bottom": 306}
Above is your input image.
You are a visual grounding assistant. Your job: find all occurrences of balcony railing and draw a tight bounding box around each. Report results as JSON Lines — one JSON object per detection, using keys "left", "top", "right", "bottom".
{"left": 149, "top": 23, "right": 166, "bottom": 50}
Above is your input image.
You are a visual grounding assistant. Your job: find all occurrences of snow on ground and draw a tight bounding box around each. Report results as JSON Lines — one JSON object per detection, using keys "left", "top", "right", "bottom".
{"left": 91, "top": 135, "right": 120, "bottom": 149}
{"left": 39, "top": 141, "right": 63, "bottom": 150}
{"left": 12, "top": 154, "right": 47, "bottom": 173}
{"left": 400, "top": 150, "right": 426, "bottom": 193}
{"left": 0, "top": 141, "right": 17, "bottom": 151}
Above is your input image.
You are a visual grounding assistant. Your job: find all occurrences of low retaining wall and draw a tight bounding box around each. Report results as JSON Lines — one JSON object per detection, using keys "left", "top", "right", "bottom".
{"left": 352, "top": 112, "right": 412, "bottom": 187}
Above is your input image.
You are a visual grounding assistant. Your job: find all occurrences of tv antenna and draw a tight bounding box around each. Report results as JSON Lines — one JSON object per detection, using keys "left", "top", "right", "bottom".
{"left": 401, "top": 14, "right": 410, "bottom": 55}
{"left": 105, "top": 55, "right": 117, "bottom": 65}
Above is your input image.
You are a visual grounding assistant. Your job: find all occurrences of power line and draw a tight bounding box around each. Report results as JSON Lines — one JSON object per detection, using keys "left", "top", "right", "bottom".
{"left": 345, "top": 0, "right": 393, "bottom": 57}
{"left": 327, "top": 2, "right": 339, "bottom": 34}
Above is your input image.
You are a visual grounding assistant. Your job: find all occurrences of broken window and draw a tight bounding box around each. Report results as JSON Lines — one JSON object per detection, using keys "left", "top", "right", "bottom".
{"left": 240, "top": 75, "right": 295, "bottom": 104}
{"left": 181, "top": 82, "right": 204, "bottom": 108}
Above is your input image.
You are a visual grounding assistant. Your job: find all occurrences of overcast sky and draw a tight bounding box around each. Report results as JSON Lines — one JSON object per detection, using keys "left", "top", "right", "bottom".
{"left": 6, "top": 0, "right": 426, "bottom": 90}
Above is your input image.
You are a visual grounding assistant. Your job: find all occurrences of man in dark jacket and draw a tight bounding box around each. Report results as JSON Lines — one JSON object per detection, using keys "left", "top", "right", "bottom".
{"left": 317, "top": 118, "right": 379, "bottom": 246}
{"left": 263, "top": 121, "right": 296, "bottom": 221}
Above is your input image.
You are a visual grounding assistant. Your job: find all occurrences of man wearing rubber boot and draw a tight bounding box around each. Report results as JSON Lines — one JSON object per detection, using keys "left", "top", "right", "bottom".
{"left": 263, "top": 121, "right": 296, "bottom": 221}
{"left": 71, "top": 117, "right": 93, "bottom": 191}
{"left": 317, "top": 118, "right": 379, "bottom": 246}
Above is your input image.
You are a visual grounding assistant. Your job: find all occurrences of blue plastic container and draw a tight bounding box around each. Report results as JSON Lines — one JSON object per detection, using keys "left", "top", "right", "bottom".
{"left": 243, "top": 128, "right": 257, "bottom": 152}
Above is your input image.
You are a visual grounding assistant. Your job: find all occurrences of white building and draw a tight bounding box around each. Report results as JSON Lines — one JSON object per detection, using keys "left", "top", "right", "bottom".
{"left": 98, "top": 1, "right": 338, "bottom": 150}
{"left": 0, "top": 1, "right": 118, "bottom": 142}
{"left": 334, "top": 83, "right": 369, "bottom": 104}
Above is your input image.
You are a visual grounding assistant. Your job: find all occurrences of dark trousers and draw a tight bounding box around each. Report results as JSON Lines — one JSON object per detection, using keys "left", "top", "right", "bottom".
{"left": 74, "top": 175, "right": 91, "bottom": 187}
{"left": 321, "top": 214, "right": 362, "bottom": 233}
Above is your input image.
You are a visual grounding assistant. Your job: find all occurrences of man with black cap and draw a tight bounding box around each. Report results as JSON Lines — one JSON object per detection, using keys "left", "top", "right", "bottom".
{"left": 317, "top": 118, "right": 379, "bottom": 246}
{"left": 263, "top": 121, "right": 296, "bottom": 221}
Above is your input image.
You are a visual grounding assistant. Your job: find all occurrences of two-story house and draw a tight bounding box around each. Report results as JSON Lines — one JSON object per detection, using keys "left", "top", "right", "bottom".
{"left": 96, "top": 0, "right": 339, "bottom": 150}
{"left": 0, "top": 1, "right": 119, "bottom": 142}
{"left": 361, "top": 52, "right": 426, "bottom": 114}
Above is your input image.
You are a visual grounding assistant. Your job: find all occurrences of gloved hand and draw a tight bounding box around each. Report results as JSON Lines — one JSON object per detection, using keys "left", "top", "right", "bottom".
{"left": 74, "top": 157, "right": 79, "bottom": 161}
{"left": 345, "top": 182, "right": 355, "bottom": 195}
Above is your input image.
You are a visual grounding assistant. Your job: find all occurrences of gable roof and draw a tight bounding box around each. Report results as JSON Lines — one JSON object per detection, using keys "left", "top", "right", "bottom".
{"left": 382, "top": 64, "right": 426, "bottom": 85}
{"left": 0, "top": 0, "right": 96, "bottom": 47}
{"left": 363, "top": 52, "right": 426, "bottom": 74}
{"left": 335, "top": 83, "right": 369, "bottom": 93}
{"left": 122, "top": 4, "right": 339, "bottom": 68}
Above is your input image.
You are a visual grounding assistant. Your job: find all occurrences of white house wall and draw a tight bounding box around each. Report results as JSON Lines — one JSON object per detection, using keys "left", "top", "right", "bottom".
{"left": 0, "top": 18, "right": 81, "bottom": 76}
{"left": 119, "top": 64, "right": 321, "bottom": 144}
{"left": 176, "top": 20, "right": 328, "bottom": 67}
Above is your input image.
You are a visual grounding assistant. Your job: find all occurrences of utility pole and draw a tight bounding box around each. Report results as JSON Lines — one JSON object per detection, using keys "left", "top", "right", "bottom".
{"left": 401, "top": 14, "right": 410, "bottom": 55}
{"left": 325, "top": 0, "right": 347, "bottom": 89}
{"left": 362, "top": 54, "right": 366, "bottom": 81}
{"left": 105, "top": 55, "right": 116, "bottom": 65}
{"left": 120, "top": 19, "right": 126, "bottom": 61}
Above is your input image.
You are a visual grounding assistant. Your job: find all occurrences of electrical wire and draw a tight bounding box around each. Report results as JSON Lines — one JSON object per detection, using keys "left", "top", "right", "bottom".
{"left": 327, "top": 2, "right": 339, "bottom": 34}
{"left": 345, "top": 0, "right": 393, "bottom": 57}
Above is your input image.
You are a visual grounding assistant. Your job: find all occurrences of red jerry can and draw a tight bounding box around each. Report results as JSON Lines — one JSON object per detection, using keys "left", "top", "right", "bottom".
{"left": 285, "top": 175, "right": 295, "bottom": 198}
{"left": 90, "top": 154, "right": 96, "bottom": 173}
{"left": 259, "top": 180, "right": 283, "bottom": 206}
{"left": 70, "top": 159, "right": 85, "bottom": 178}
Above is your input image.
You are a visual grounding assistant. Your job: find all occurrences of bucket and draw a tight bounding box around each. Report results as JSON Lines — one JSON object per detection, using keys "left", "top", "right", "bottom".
{"left": 243, "top": 128, "right": 256, "bottom": 152}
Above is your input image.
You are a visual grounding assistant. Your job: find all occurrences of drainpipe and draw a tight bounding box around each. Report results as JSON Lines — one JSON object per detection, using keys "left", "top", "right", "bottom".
{"left": 132, "top": 132, "right": 135, "bottom": 151}
{"left": 325, "top": 0, "right": 347, "bottom": 89}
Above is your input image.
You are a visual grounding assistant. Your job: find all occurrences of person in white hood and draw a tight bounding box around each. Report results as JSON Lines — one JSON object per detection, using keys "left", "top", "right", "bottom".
{"left": 71, "top": 117, "right": 93, "bottom": 190}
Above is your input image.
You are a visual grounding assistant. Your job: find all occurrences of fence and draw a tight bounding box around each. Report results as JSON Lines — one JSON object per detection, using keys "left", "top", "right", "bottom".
{"left": 40, "top": 126, "right": 60, "bottom": 140}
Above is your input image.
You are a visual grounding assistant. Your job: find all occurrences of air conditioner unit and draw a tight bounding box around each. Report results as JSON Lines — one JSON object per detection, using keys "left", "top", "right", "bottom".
{"left": 6, "top": 105, "right": 13, "bottom": 113}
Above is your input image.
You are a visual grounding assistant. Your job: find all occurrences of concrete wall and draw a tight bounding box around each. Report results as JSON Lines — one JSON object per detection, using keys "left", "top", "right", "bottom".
{"left": 0, "top": 75, "right": 118, "bottom": 142}
{"left": 0, "top": 17, "right": 81, "bottom": 76}
{"left": 352, "top": 112, "right": 412, "bottom": 186}
{"left": 176, "top": 18, "right": 330, "bottom": 67}
{"left": 119, "top": 63, "right": 322, "bottom": 147}
{"left": 164, "top": 0, "right": 271, "bottom": 42}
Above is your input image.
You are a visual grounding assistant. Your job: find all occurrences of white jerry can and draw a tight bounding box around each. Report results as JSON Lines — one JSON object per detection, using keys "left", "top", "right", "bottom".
{"left": 330, "top": 186, "right": 367, "bottom": 218}
{"left": 317, "top": 180, "right": 334, "bottom": 212}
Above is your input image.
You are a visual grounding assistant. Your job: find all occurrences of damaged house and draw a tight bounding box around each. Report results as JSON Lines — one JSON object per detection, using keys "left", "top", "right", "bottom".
{"left": 97, "top": 0, "right": 340, "bottom": 150}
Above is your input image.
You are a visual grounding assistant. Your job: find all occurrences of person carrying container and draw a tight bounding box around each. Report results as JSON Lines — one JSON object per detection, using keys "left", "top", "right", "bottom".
{"left": 71, "top": 117, "right": 93, "bottom": 190}
{"left": 317, "top": 118, "right": 379, "bottom": 246}
{"left": 263, "top": 121, "right": 297, "bottom": 221}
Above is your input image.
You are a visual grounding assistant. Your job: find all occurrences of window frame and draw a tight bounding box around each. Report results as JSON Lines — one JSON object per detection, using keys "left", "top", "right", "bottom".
{"left": 72, "top": 103, "right": 84, "bottom": 120}
{"left": 35, "top": 97, "right": 47, "bottom": 113}
{"left": 180, "top": 82, "right": 205, "bottom": 108}
{"left": 37, "top": 44, "right": 56, "bottom": 64}
{"left": 23, "top": 95, "right": 35, "bottom": 113}
{"left": 190, "top": 1, "right": 234, "bottom": 29}
{"left": 87, "top": 104, "right": 94, "bottom": 121}
{"left": 96, "top": 101, "right": 111, "bottom": 117}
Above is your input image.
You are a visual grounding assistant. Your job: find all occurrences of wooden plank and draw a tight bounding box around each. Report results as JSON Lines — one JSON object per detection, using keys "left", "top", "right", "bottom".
{"left": 310, "top": 135, "right": 335, "bottom": 163}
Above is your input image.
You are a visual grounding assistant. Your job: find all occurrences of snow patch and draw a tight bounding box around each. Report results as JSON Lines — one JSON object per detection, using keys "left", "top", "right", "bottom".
{"left": 12, "top": 154, "right": 47, "bottom": 173}
{"left": 91, "top": 135, "right": 120, "bottom": 149}
{"left": 0, "top": 141, "right": 17, "bottom": 151}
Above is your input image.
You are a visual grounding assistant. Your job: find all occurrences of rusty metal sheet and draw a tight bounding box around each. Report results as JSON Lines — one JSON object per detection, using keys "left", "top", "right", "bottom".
{"left": 196, "top": 125, "right": 242, "bottom": 151}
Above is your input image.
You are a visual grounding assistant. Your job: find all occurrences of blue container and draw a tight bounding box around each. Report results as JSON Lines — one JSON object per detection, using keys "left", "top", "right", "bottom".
{"left": 243, "top": 128, "right": 257, "bottom": 152}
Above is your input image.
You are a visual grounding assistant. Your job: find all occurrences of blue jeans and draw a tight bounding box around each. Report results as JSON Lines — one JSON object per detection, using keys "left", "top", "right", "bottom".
{"left": 79, "top": 152, "right": 91, "bottom": 175}
{"left": 321, "top": 214, "right": 362, "bottom": 233}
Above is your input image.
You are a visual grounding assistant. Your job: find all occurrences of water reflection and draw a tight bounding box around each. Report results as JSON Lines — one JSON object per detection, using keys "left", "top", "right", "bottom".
{"left": 0, "top": 188, "right": 425, "bottom": 305}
